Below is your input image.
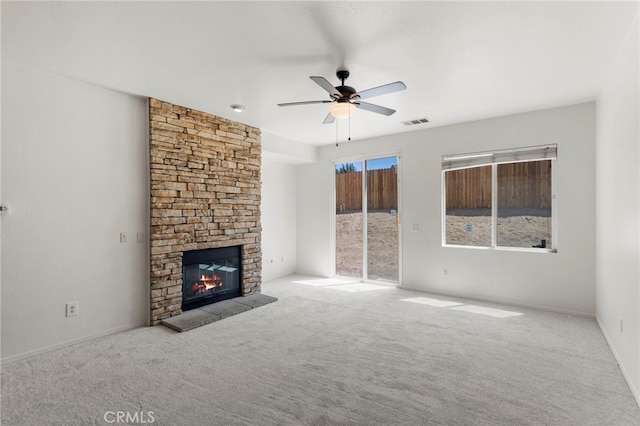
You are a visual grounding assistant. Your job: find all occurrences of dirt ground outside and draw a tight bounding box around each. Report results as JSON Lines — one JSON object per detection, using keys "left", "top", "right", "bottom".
{"left": 446, "top": 209, "right": 551, "bottom": 248}
{"left": 336, "top": 211, "right": 398, "bottom": 281}
{"left": 336, "top": 210, "right": 551, "bottom": 280}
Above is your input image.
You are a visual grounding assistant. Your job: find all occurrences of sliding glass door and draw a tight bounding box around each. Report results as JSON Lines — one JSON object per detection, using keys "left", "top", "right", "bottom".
{"left": 335, "top": 161, "right": 364, "bottom": 278}
{"left": 366, "top": 157, "right": 399, "bottom": 282}
{"left": 335, "top": 156, "right": 399, "bottom": 283}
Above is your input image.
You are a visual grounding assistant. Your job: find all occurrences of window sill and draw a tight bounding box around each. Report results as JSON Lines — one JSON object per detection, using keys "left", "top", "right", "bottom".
{"left": 442, "top": 244, "right": 556, "bottom": 254}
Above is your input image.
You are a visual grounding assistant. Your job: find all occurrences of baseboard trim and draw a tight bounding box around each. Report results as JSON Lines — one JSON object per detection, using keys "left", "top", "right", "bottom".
{"left": 1, "top": 322, "right": 146, "bottom": 365}
{"left": 596, "top": 316, "right": 640, "bottom": 408}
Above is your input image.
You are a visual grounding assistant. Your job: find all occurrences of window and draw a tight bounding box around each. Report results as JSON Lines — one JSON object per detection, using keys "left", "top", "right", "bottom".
{"left": 442, "top": 145, "right": 556, "bottom": 251}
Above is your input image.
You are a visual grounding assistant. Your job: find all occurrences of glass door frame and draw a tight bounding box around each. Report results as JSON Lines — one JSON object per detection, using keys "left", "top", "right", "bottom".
{"left": 332, "top": 152, "right": 402, "bottom": 285}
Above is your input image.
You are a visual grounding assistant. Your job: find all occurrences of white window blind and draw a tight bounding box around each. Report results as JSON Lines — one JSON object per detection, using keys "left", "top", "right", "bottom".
{"left": 442, "top": 144, "right": 557, "bottom": 171}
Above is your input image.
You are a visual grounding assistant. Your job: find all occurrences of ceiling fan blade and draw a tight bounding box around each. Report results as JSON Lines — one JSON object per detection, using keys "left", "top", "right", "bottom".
{"left": 356, "top": 81, "right": 406, "bottom": 100}
{"left": 310, "top": 76, "right": 341, "bottom": 98}
{"left": 323, "top": 112, "right": 336, "bottom": 124}
{"left": 278, "top": 100, "right": 333, "bottom": 107}
{"left": 354, "top": 101, "right": 396, "bottom": 116}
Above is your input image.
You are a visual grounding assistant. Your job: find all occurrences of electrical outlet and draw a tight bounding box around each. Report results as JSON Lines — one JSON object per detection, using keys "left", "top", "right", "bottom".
{"left": 120, "top": 232, "right": 128, "bottom": 243}
{"left": 66, "top": 302, "right": 79, "bottom": 317}
{"left": 444, "top": 268, "right": 448, "bottom": 276}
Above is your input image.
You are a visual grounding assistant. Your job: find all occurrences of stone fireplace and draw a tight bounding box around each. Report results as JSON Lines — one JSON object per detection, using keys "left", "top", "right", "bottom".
{"left": 149, "top": 98, "right": 261, "bottom": 325}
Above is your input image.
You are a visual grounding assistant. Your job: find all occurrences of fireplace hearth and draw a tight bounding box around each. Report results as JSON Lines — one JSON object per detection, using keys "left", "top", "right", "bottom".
{"left": 182, "top": 246, "right": 241, "bottom": 311}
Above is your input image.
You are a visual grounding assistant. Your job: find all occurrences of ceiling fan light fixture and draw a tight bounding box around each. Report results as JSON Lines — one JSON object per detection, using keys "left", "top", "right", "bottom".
{"left": 329, "top": 102, "right": 356, "bottom": 119}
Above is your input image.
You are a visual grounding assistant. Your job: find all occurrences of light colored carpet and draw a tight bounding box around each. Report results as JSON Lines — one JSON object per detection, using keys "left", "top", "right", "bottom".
{"left": 2, "top": 274, "right": 639, "bottom": 425}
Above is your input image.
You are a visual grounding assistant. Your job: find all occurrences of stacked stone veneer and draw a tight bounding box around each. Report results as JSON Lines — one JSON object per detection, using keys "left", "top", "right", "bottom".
{"left": 149, "top": 98, "right": 261, "bottom": 325}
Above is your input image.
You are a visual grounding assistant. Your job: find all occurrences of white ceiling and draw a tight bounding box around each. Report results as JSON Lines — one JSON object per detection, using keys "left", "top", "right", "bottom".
{"left": 2, "top": 1, "right": 638, "bottom": 146}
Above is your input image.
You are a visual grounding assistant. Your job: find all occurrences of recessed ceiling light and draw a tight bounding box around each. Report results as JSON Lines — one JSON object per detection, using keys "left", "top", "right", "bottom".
{"left": 230, "top": 104, "right": 245, "bottom": 112}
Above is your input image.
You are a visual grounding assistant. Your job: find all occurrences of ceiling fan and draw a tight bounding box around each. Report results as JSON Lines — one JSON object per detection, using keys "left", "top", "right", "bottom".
{"left": 277, "top": 70, "right": 406, "bottom": 124}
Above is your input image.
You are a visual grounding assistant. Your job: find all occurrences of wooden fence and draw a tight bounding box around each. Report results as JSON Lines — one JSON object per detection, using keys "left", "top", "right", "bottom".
{"left": 335, "top": 168, "right": 397, "bottom": 212}
{"left": 336, "top": 162, "right": 550, "bottom": 212}
{"left": 445, "top": 161, "right": 552, "bottom": 209}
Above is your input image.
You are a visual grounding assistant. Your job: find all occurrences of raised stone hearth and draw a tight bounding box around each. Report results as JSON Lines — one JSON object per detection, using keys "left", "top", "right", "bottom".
{"left": 149, "top": 98, "right": 262, "bottom": 325}
{"left": 161, "top": 294, "right": 277, "bottom": 332}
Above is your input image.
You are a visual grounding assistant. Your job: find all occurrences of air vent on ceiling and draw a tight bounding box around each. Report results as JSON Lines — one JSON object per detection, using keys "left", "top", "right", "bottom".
{"left": 401, "top": 118, "right": 430, "bottom": 126}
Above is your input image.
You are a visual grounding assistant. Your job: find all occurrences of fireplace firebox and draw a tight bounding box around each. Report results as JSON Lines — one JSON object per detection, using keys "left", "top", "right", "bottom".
{"left": 182, "top": 246, "right": 241, "bottom": 311}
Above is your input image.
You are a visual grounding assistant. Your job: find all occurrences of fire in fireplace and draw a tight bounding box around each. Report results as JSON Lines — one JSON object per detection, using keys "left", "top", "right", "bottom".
{"left": 182, "top": 246, "right": 241, "bottom": 311}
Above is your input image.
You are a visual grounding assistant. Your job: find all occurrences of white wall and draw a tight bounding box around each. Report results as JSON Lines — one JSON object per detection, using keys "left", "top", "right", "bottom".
{"left": 297, "top": 103, "right": 596, "bottom": 315}
{"left": 261, "top": 153, "right": 297, "bottom": 281}
{"left": 1, "top": 62, "right": 149, "bottom": 360}
{"left": 261, "top": 131, "right": 317, "bottom": 165}
{"left": 595, "top": 12, "right": 640, "bottom": 404}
